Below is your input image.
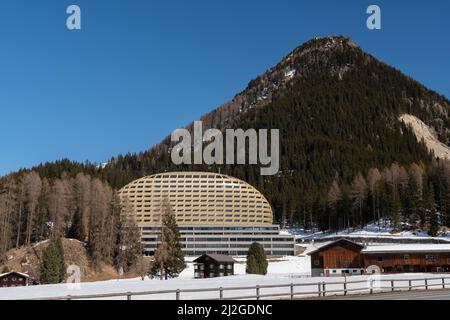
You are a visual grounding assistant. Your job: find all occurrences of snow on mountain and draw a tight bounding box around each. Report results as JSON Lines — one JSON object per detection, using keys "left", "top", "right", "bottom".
{"left": 284, "top": 69, "right": 296, "bottom": 80}
{"left": 283, "top": 220, "right": 450, "bottom": 242}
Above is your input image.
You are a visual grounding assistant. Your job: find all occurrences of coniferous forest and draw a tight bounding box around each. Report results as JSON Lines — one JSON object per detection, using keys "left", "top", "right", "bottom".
{"left": 1, "top": 36, "right": 450, "bottom": 263}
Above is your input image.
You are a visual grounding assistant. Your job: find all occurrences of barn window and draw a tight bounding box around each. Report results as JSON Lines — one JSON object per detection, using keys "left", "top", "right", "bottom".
{"left": 404, "top": 254, "right": 410, "bottom": 260}
{"left": 377, "top": 257, "right": 383, "bottom": 262}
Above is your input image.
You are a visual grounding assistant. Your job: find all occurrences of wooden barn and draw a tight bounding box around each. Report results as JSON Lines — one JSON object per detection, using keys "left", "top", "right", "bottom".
{"left": 0, "top": 271, "right": 32, "bottom": 288}
{"left": 362, "top": 244, "right": 450, "bottom": 273}
{"left": 308, "top": 239, "right": 365, "bottom": 277}
{"left": 193, "top": 254, "right": 236, "bottom": 279}
{"left": 308, "top": 239, "right": 450, "bottom": 276}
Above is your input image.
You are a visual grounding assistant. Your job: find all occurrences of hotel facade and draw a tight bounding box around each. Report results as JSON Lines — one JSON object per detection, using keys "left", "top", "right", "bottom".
{"left": 118, "top": 172, "right": 295, "bottom": 256}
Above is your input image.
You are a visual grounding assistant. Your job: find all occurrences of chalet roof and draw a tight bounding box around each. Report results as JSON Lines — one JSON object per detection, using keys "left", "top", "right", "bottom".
{"left": 362, "top": 244, "right": 450, "bottom": 254}
{"left": 0, "top": 271, "right": 31, "bottom": 279}
{"left": 193, "top": 254, "right": 236, "bottom": 263}
{"left": 307, "top": 238, "right": 364, "bottom": 255}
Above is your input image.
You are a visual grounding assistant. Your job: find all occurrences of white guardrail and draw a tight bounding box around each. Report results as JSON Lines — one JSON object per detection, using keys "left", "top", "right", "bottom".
{"left": 22, "top": 276, "right": 450, "bottom": 300}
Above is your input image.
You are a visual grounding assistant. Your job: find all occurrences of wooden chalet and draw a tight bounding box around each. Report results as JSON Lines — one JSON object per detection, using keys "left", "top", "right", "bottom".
{"left": 0, "top": 271, "right": 32, "bottom": 288}
{"left": 308, "top": 239, "right": 365, "bottom": 277}
{"left": 193, "top": 254, "right": 236, "bottom": 279}
{"left": 362, "top": 244, "right": 450, "bottom": 273}
{"left": 308, "top": 238, "right": 450, "bottom": 276}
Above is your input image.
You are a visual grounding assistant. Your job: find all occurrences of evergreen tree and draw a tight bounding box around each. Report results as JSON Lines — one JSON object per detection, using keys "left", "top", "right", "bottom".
{"left": 149, "top": 197, "right": 185, "bottom": 279}
{"left": 67, "top": 207, "right": 83, "bottom": 241}
{"left": 115, "top": 198, "right": 143, "bottom": 273}
{"left": 39, "top": 238, "right": 66, "bottom": 284}
{"left": 390, "top": 188, "right": 402, "bottom": 231}
{"left": 246, "top": 242, "right": 268, "bottom": 275}
{"left": 426, "top": 184, "right": 439, "bottom": 236}
{"left": 340, "top": 191, "right": 352, "bottom": 230}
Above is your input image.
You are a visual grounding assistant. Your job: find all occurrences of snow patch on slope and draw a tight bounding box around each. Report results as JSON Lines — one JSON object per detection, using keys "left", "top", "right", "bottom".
{"left": 283, "top": 220, "right": 450, "bottom": 241}
{"left": 400, "top": 114, "right": 450, "bottom": 160}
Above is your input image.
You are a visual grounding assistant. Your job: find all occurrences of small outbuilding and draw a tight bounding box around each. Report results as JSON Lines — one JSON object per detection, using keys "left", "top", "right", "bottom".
{"left": 0, "top": 271, "right": 32, "bottom": 288}
{"left": 193, "top": 254, "right": 236, "bottom": 279}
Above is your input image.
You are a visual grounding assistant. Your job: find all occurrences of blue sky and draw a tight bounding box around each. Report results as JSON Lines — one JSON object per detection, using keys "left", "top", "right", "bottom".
{"left": 0, "top": 0, "right": 449, "bottom": 176}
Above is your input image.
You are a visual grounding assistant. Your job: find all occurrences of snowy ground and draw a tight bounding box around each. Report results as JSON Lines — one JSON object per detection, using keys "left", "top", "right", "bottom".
{"left": 179, "top": 255, "right": 312, "bottom": 280}
{"left": 1, "top": 254, "right": 450, "bottom": 300}
{"left": 284, "top": 221, "right": 450, "bottom": 242}
{"left": 1, "top": 272, "right": 449, "bottom": 300}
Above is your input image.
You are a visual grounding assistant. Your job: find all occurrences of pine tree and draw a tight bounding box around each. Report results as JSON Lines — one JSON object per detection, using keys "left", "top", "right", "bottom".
{"left": 367, "top": 168, "right": 382, "bottom": 223}
{"left": 55, "top": 238, "right": 66, "bottom": 278}
{"left": 149, "top": 197, "right": 185, "bottom": 279}
{"left": 115, "top": 198, "right": 143, "bottom": 273}
{"left": 39, "top": 238, "right": 66, "bottom": 284}
{"left": 246, "top": 242, "right": 268, "bottom": 275}
{"left": 350, "top": 173, "right": 368, "bottom": 227}
{"left": 426, "top": 184, "right": 439, "bottom": 236}
{"left": 390, "top": 188, "right": 402, "bottom": 231}
{"left": 67, "top": 207, "right": 83, "bottom": 241}
{"left": 327, "top": 180, "right": 342, "bottom": 231}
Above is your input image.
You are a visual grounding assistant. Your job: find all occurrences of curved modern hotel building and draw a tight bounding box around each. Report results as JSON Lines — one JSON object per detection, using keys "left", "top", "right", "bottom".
{"left": 118, "top": 172, "right": 295, "bottom": 256}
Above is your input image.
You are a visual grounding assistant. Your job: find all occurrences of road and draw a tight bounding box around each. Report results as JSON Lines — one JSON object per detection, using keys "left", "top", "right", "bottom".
{"left": 322, "top": 289, "right": 450, "bottom": 300}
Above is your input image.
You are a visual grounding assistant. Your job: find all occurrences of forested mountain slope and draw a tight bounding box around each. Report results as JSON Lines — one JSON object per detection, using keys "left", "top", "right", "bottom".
{"left": 99, "top": 36, "right": 450, "bottom": 227}
{"left": 1, "top": 36, "right": 450, "bottom": 261}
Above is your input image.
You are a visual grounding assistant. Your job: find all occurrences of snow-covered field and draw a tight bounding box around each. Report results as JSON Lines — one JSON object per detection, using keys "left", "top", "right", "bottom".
{"left": 0, "top": 255, "right": 313, "bottom": 300}
{"left": 180, "top": 255, "right": 312, "bottom": 280}
{"left": 1, "top": 272, "right": 448, "bottom": 300}
{"left": 284, "top": 220, "right": 450, "bottom": 242}
{"left": 1, "top": 254, "right": 449, "bottom": 300}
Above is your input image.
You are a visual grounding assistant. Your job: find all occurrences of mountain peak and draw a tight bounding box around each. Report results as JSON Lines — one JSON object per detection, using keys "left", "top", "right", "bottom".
{"left": 195, "top": 36, "right": 366, "bottom": 129}
{"left": 295, "top": 35, "right": 359, "bottom": 52}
